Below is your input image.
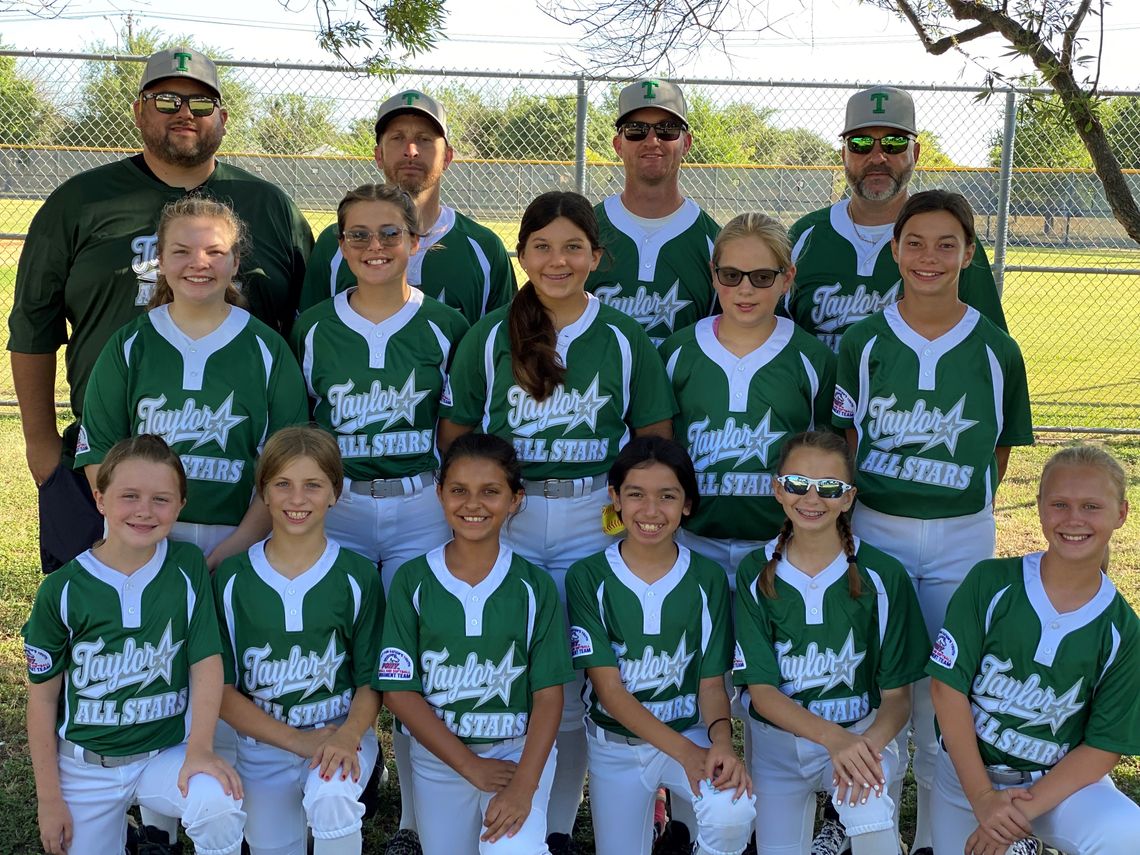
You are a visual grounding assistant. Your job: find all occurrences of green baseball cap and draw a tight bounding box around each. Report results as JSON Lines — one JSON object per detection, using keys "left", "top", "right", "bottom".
{"left": 843, "top": 86, "right": 916, "bottom": 136}
{"left": 139, "top": 47, "right": 221, "bottom": 98}
{"left": 615, "top": 79, "right": 687, "bottom": 127}
{"left": 375, "top": 90, "right": 448, "bottom": 139}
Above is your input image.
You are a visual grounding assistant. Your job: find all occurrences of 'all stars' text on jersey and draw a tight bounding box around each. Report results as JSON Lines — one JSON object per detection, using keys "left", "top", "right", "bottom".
{"left": 969, "top": 653, "right": 1083, "bottom": 766}
{"left": 422, "top": 644, "right": 529, "bottom": 739}
{"left": 508, "top": 375, "right": 612, "bottom": 464}
{"left": 241, "top": 635, "right": 353, "bottom": 727}
{"left": 689, "top": 411, "right": 784, "bottom": 498}
{"left": 71, "top": 621, "right": 188, "bottom": 727}
{"left": 616, "top": 633, "right": 697, "bottom": 723}
{"left": 776, "top": 629, "right": 870, "bottom": 723}
{"left": 858, "top": 393, "right": 979, "bottom": 490}
{"left": 136, "top": 392, "right": 248, "bottom": 484}
{"left": 329, "top": 374, "right": 432, "bottom": 460}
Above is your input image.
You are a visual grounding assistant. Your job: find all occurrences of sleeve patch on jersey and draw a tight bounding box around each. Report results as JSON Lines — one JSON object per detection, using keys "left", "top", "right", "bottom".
{"left": 440, "top": 377, "right": 453, "bottom": 408}
{"left": 832, "top": 385, "right": 857, "bottom": 420}
{"left": 570, "top": 626, "right": 593, "bottom": 658}
{"left": 25, "top": 643, "right": 53, "bottom": 675}
{"left": 75, "top": 425, "right": 90, "bottom": 456}
{"left": 930, "top": 629, "right": 958, "bottom": 669}
{"left": 732, "top": 641, "right": 747, "bottom": 672}
{"left": 377, "top": 647, "right": 414, "bottom": 681}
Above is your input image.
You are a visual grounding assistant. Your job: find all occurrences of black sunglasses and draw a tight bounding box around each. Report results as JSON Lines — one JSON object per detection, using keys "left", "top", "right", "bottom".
{"left": 714, "top": 266, "right": 785, "bottom": 288}
{"left": 141, "top": 92, "right": 222, "bottom": 118}
{"left": 844, "top": 133, "right": 913, "bottom": 156}
{"left": 619, "top": 121, "right": 687, "bottom": 142}
{"left": 776, "top": 474, "right": 855, "bottom": 500}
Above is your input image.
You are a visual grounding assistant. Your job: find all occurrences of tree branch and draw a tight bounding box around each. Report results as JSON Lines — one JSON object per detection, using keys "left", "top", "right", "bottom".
{"left": 1061, "top": 0, "right": 1092, "bottom": 68}
{"left": 890, "top": 1, "right": 996, "bottom": 56}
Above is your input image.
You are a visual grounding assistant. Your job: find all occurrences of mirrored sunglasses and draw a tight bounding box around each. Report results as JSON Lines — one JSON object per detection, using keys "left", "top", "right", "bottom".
{"left": 776, "top": 474, "right": 855, "bottom": 499}
{"left": 142, "top": 92, "right": 221, "bottom": 117}
{"left": 620, "top": 120, "right": 687, "bottom": 142}
{"left": 845, "top": 134, "right": 913, "bottom": 155}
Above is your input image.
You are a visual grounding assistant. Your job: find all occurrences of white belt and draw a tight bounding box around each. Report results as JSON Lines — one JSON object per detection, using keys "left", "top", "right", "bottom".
{"left": 585, "top": 717, "right": 646, "bottom": 746}
{"left": 349, "top": 471, "right": 435, "bottom": 498}
{"left": 523, "top": 474, "right": 607, "bottom": 499}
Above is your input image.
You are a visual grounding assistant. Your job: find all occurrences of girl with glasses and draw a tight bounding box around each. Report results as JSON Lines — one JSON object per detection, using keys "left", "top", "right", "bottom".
{"left": 733, "top": 430, "right": 928, "bottom": 855}
{"left": 659, "top": 212, "right": 837, "bottom": 586}
{"left": 290, "top": 183, "right": 470, "bottom": 847}
{"left": 831, "top": 189, "right": 1034, "bottom": 851}
{"left": 439, "top": 190, "right": 677, "bottom": 851}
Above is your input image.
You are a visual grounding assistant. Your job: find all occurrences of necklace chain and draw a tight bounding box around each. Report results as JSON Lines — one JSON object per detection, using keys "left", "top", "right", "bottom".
{"left": 847, "top": 203, "right": 888, "bottom": 245}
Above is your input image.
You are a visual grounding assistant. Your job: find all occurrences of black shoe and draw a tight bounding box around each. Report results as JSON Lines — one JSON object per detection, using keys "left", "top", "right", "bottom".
{"left": 384, "top": 829, "right": 423, "bottom": 855}
{"left": 360, "top": 763, "right": 383, "bottom": 819}
{"left": 127, "top": 824, "right": 184, "bottom": 855}
{"left": 651, "top": 820, "right": 693, "bottom": 855}
{"left": 546, "top": 832, "right": 580, "bottom": 855}
{"left": 742, "top": 831, "right": 758, "bottom": 855}
{"left": 911, "top": 848, "right": 933, "bottom": 855}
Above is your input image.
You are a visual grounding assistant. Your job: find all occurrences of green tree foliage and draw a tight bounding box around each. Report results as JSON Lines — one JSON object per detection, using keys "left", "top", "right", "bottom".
{"left": 0, "top": 49, "right": 61, "bottom": 145}
{"left": 915, "top": 131, "right": 956, "bottom": 169}
{"left": 252, "top": 94, "right": 339, "bottom": 155}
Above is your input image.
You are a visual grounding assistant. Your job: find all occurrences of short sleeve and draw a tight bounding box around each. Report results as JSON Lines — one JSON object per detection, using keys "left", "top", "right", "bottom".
{"left": 264, "top": 332, "right": 310, "bottom": 433}
{"left": 565, "top": 563, "right": 618, "bottom": 670}
{"left": 74, "top": 329, "right": 133, "bottom": 468}
{"left": 183, "top": 548, "right": 223, "bottom": 666}
{"left": 485, "top": 238, "right": 517, "bottom": 315}
{"left": 872, "top": 561, "right": 931, "bottom": 690}
{"left": 699, "top": 569, "right": 733, "bottom": 679}
{"left": 832, "top": 330, "right": 861, "bottom": 430}
{"left": 21, "top": 575, "right": 71, "bottom": 683}
{"left": 925, "top": 563, "right": 988, "bottom": 693}
{"left": 1082, "top": 616, "right": 1140, "bottom": 756}
{"left": 372, "top": 566, "right": 423, "bottom": 693}
{"left": 525, "top": 571, "right": 575, "bottom": 691}
{"left": 959, "top": 244, "right": 1008, "bottom": 332}
{"left": 440, "top": 321, "right": 493, "bottom": 427}
{"left": 7, "top": 192, "right": 73, "bottom": 353}
{"left": 996, "top": 339, "right": 1034, "bottom": 448}
{"left": 349, "top": 559, "right": 386, "bottom": 690}
{"left": 811, "top": 346, "right": 839, "bottom": 433}
{"left": 731, "top": 556, "right": 782, "bottom": 689}
{"left": 298, "top": 225, "right": 341, "bottom": 314}
{"left": 626, "top": 325, "right": 677, "bottom": 428}
{"left": 212, "top": 562, "right": 240, "bottom": 686}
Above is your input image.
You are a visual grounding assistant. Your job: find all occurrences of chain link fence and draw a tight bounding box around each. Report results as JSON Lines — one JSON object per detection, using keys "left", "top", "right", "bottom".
{"left": 2, "top": 51, "right": 1138, "bottom": 431}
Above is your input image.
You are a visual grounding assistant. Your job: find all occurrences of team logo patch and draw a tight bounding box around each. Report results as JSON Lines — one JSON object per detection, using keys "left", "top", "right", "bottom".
{"left": 832, "top": 385, "right": 857, "bottom": 420}
{"left": 75, "top": 425, "right": 90, "bottom": 456}
{"left": 930, "top": 629, "right": 958, "bottom": 669}
{"left": 570, "top": 626, "right": 593, "bottom": 658}
{"left": 732, "top": 641, "right": 747, "bottom": 672}
{"left": 24, "top": 643, "right": 52, "bottom": 675}
{"left": 377, "top": 647, "right": 413, "bottom": 681}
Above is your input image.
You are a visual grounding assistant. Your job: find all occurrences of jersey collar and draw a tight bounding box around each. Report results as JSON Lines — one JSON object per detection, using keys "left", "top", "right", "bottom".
{"left": 604, "top": 540, "right": 690, "bottom": 635}
{"left": 148, "top": 304, "right": 251, "bottom": 392}
{"left": 1022, "top": 551, "right": 1117, "bottom": 667}
{"left": 830, "top": 198, "right": 893, "bottom": 276}
{"left": 77, "top": 539, "right": 170, "bottom": 629}
{"left": 248, "top": 537, "right": 341, "bottom": 633}
{"left": 765, "top": 536, "right": 863, "bottom": 626}
{"left": 604, "top": 194, "right": 702, "bottom": 282}
{"left": 407, "top": 205, "right": 457, "bottom": 286}
{"left": 882, "top": 302, "right": 980, "bottom": 392}
{"left": 555, "top": 293, "right": 601, "bottom": 360}
{"left": 693, "top": 316, "right": 795, "bottom": 412}
{"left": 334, "top": 286, "right": 425, "bottom": 369}
{"left": 426, "top": 543, "right": 515, "bottom": 638}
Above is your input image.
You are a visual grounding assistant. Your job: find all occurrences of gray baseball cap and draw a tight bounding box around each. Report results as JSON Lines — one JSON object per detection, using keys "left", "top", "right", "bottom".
{"left": 375, "top": 90, "right": 448, "bottom": 139}
{"left": 139, "top": 47, "right": 221, "bottom": 98}
{"left": 842, "top": 86, "right": 916, "bottom": 136}
{"left": 615, "top": 79, "right": 687, "bottom": 127}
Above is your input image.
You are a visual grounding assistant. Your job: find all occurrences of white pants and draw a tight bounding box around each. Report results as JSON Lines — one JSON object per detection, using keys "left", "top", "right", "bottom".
{"left": 677, "top": 530, "right": 764, "bottom": 592}
{"left": 932, "top": 749, "right": 1140, "bottom": 854}
{"left": 746, "top": 715, "right": 897, "bottom": 855}
{"left": 409, "top": 736, "right": 557, "bottom": 855}
{"left": 171, "top": 521, "right": 237, "bottom": 559}
{"left": 327, "top": 476, "right": 449, "bottom": 593}
{"left": 851, "top": 501, "right": 995, "bottom": 790}
{"left": 586, "top": 722, "right": 756, "bottom": 855}
{"left": 58, "top": 741, "right": 245, "bottom": 855}
{"left": 238, "top": 728, "right": 379, "bottom": 855}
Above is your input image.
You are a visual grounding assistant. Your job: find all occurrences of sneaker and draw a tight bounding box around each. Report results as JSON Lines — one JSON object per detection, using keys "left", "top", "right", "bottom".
{"left": 651, "top": 820, "right": 693, "bottom": 855}
{"left": 1008, "top": 840, "right": 1043, "bottom": 855}
{"left": 742, "top": 832, "right": 758, "bottom": 855}
{"left": 810, "top": 817, "right": 851, "bottom": 855}
{"left": 911, "top": 849, "right": 933, "bottom": 855}
{"left": 653, "top": 787, "right": 669, "bottom": 841}
{"left": 546, "top": 832, "right": 580, "bottom": 855}
{"left": 384, "top": 829, "right": 423, "bottom": 855}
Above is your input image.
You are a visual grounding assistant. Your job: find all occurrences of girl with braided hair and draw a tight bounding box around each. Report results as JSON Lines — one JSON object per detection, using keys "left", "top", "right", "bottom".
{"left": 732, "top": 431, "right": 929, "bottom": 855}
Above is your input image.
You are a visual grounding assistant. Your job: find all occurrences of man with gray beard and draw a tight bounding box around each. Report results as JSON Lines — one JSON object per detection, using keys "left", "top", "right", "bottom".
{"left": 783, "top": 86, "right": 1006, "bottom": 354}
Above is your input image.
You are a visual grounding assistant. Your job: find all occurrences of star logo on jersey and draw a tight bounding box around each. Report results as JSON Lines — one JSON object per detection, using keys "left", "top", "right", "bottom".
{"left": 866, "top": 393, "right": 978, "bottom": 455}
{"left": 327, "top": 373, "right": 430, "bottom": 434}
{"left": 421, "top": 644, "right": 526, "bottom": 708}
{"left": 687, "top": 410, "right": 786, "bottom": 470}
{"left": 242, "top": 634, "right": 347, "bottom": 702}
{"left": 136, "top": 392, "right": 248, "bottom": 452}
{"left": 71, "top": 621, "right": 185, "bottom": 700}
{"left": 810, "top": 281, "right": 900, "bottom": 333}
{"left": 776, "top": 629, "right": 866, "bottom": 694}
{"left": 616, "top": 633, "right": 696, "bottom": 698}
{"left": 592, "top": 280, "right": 690, "bottom": 334}
{"left": 507, "top": 374, "right": 612, "bottom": 437}
{"left": 971, "top": 654, "right": 1085, "bottom": 735}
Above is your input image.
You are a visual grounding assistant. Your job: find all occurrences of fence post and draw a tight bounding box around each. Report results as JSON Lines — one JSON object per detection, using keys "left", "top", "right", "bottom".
{"left": 993, "top": 89, "right": 1017, "bottom": 298}
{"left": 575, "top": 76, "right": 588, "bottom": 195}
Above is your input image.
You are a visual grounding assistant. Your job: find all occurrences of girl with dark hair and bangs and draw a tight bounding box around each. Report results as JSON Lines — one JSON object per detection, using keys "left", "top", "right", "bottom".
{"left": 439, "top": 191, "right": 677, "bottom": 848}
{"left": 733, "top": 431, "right": 929, "bottom": 855}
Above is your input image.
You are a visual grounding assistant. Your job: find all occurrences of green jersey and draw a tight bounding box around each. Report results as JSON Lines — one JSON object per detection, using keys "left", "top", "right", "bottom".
{"left": 22, "top": 539, "right": 222, "bottom": 756}
{"left": 215, "top": 539, "right": 385, "bottom": 728}
{"left": 566, "top": 544, "right": 732, "bottom": 738}
{"left": 7, "top": 158, "right": 313, "bottom": 457}
{"left": 927, "top": 553, "right": 1140, "bottom": 770}
{"left": 586, "top": 195, "right": 720, "bottom": 345}
{"left": 292, "top": 288, "right": 469, "bottom": 481}
{"left": 373, "top": 545, "right": 574, "bottom": 744}
{"left": 298, "top": 207, "right": 516, "bottom": 323}
{"left": 660, "top": 317, "right": 837, "bottom": 541}
{"left": 75, "top": 306, "right": 309, "bottom": 525}
{"left": 441, "top": 295, "right": 677, "bottom": 480}
{"left": 832, "top": 304, "right": 1033, "bottom": 518}
{"left": 733, "top": 539, "right": 928, "bottom": 727}
{"left": 786, "top": 200, "right": 1008, "bottom": 352}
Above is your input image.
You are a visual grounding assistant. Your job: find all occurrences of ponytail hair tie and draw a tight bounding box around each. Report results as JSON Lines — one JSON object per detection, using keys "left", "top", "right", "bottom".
{"left": 772, "top": 549, "right": 783, "bottom": 561}
{"left": 846, "top": 554, "right": 858, "bottom": 564}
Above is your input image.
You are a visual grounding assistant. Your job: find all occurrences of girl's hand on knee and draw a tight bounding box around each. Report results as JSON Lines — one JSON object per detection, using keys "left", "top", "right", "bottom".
{"left": 966, "top": 823, "right": 1017, "bottom": 855}
{"left": 461, "top": 756, "right": 517, "bottom": 793}
{"left": 705, "top": 744, "right": 752, "bottom": 799}
{"left": 970, "top": 788, "right": 1032, "bottom": 844}
{"left": 481, "top": 780, "right": 534, "bottom": 843}
{"left": 310, "top": 727, "right": 362, "bottom": 782}
{"left": 179, "top": 744, "right": 244, "bottom": 800}
{"left": 680, "top": 740, "right": 711, "bottom": 798}
{"left": 37, "top": 796, "right": 72, "bottom": 855}
{"left": 824, "top": 729, "right": 883, "bottom": 807}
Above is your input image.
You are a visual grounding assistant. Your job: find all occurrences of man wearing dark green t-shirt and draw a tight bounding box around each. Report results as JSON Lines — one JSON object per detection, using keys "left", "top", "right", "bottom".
{"left": 298, "top": 89, "right": 516, "bottom": 323}
{"left": 7, "top": 47, "right": 313, "bottom": 574}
